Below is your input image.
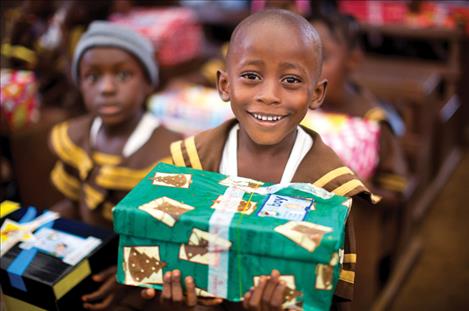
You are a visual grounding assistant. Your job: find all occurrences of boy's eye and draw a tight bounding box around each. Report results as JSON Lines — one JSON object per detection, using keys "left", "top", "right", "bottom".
{"left": 241, "top": 72, "right": 261, "bottom": 81}
{"left": 116, "top": 70, "right": 132, "bottom": 81}
{"left": 84, "top": 72, "right": 99, "bottom": 83}
{"left": 282, "top": 76, "right": 302, "bottom": 84}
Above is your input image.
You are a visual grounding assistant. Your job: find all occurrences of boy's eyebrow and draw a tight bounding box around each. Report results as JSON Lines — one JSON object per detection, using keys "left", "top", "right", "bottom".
{"left": 81, "top": 61, "right": 131, "bottom": 68}
{"left": 279, "top": 62, "right": 307, "bottom": 74}
{"left": 239, "top": 59, "right": 265, "bottom": 67}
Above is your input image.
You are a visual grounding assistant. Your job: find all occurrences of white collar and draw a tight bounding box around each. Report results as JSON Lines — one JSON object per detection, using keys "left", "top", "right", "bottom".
{"left": 90, "top": 112, "right": 160, "bottom": 158}
{"left": 219, "top": 124, "right": 312, "bottom": 184}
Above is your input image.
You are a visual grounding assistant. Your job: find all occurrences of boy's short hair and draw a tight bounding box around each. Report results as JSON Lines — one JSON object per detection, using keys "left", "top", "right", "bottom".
{"left": 71, "top": 21, "right": 158, "bottom": 87}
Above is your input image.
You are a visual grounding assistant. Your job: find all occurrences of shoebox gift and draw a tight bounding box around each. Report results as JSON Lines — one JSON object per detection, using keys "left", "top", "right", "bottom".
{"left": 113, "top": 163, "right": 351, "bottom": 310}
{"left": 0, "top": 201, "right": 118, "bottom": 310}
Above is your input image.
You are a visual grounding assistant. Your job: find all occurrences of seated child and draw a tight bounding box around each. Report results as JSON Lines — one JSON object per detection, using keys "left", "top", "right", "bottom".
{"left": 48, "top": 21, "right": 182, "bottom": 309}
{"left": 310, "top": 11, "right": 409, "bottom": 303}
{"left": 140, "top": 9, "right": 378, "bottom": 311}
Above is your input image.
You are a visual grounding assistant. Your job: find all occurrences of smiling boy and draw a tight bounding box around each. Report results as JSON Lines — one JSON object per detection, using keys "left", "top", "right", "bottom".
{"left": 142, "top": 9, "right": 378, "bottom": 311}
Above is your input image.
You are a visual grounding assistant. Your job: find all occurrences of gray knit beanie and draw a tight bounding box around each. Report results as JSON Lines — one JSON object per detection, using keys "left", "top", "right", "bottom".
{"left": 71, "top": 21, "right": 158, "bottom": 87}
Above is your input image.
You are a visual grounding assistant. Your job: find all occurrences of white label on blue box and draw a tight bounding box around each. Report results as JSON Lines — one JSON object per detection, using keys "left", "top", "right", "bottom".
{"left": 258, "top": 194, "right": 314, "bottom": 221}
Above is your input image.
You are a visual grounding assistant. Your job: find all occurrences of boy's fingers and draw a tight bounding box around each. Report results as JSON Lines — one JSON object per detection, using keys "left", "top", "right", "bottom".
{"left": 249, "top": 276, "right": 267, "bottom": 310}
{"left": 161, "top": 271, "right": 172, "bottom": 300}
{"left": 170, "top": 270, "right": 183, "bottom": 302}
{"left": 81, "top": 278, "right": 113, "bottom": 302}
{"left": 92, "top": 265, "right": 117, "bottom": 282}
{"left": 141, "top": 288, "right": 156, "bottom": 300}
{"left": 270, "top": 281, "right": 286, "bottom": 308}
{"left": 262, "top": 275, "right": 278, "bottom": 307}
{"left": 83, "top": 294, "right": 114, "bottom": 310}
{"left": 185, "top": 276, "right": 197, "bottom": 307}
{"left": 199, "top": 298, "right": 224, "bottom": 306}
{"left": 243, "top": 291, "right": 252, "bottom": 310}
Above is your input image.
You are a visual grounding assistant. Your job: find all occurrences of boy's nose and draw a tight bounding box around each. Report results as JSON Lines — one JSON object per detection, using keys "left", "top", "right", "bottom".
{"left": 99, "top": 75, "right": 117, "bottom": 95}
{"left": 255, "top": 80, "right": 280, "bottom": 105}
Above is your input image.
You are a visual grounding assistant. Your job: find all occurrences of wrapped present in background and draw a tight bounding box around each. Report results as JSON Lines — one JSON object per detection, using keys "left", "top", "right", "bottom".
{"left": 0, "top": 69, "right": 40, "bottom": 131}
{"left": 109, "top": 8, "right": 203, "bottom": 66}
{"left": 113, "top": 163, "right": 351, "bottom": 310}
{"left": 0, "top": 201, "right": 118, "bottom": 311}
{"left": 148, "top": 84, "right": 234, "bottom": 136}
{"left": 301, "top": 111, "right": 380, "bottom": 180}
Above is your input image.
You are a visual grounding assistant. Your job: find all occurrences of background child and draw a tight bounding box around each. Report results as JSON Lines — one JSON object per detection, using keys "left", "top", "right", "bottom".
{"left": 48, "top": 21, "right": 182, "bottom": 310}
{"left": 141, "top": 9, "right": 377, "bottom": 311}
{"left": 310, "top": 11, "right": 409, "bottom": 306}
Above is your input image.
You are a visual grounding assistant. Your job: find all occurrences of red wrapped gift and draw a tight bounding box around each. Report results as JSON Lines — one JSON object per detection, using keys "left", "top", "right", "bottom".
{"left": 0, "top": 69, "right": 40, "bottom": 131}
{"left": 109, "top": 8, "right": 203, "bottom": 66}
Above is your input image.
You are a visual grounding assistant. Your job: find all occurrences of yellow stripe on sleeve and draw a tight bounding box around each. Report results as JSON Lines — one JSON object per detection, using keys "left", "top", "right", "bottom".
{"left": 184, "top": 136, "right": 202, "bottom": 170}
{"left": 339, "top": 269, "right": 355, "bottom": 284}
{"left": 312, "top": 167, "right": 354, "bottom": 188}
{"left": 170, "top": 141, "right": 186, "bottom": 167}
{"left": 343, "top": 253, "right": 357, "bottom": 264}
{"left": 331, "top": 179, "right": 366, "bottom": 197}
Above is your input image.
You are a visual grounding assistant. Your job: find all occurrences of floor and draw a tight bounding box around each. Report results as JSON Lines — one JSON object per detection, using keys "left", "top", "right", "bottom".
{"left": 390, "top": 149, "right": 469, "bottom": 310}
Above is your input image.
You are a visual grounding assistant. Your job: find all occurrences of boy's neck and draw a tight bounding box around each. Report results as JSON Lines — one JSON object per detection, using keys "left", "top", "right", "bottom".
{"left": 236, "top": 127, "right": 298, "bottom": 184}
{"left": 99, "top": 110, "right": 144, "bottom": 138}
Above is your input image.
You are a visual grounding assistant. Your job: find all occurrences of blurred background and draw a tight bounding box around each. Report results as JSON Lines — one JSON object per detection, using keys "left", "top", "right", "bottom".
{"left": 1, "top": 1, "right": 468, "bottom": 310}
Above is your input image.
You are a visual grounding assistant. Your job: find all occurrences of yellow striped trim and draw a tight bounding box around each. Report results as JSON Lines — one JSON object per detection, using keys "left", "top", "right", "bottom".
{"left": 343, "top": 253, "right": 357, "bottom": 264}
{"left": 53, "top": 259, "right": 91, "bottom": 300}
{"left": 0, "top": 200, "right": 20, "bottom": 218}
{"left": 170, "top": 141, "right": 186, "bottom": 167}
{"left": 2, "top": 294, "right": 47, "bottom": 311}
{"left": 184, "top": 136, "right": 202, "bottom": 169}
{"left": 313, "top": 167, "right": 354, "bottom": 188}
{"left": 332, "top": 179, "right": 366, "bottom": 197}
{"left": 83, "top": 184, "right": 104, "bottom": 210}
{"left": 51, "top": 162, "right": 80, "bottom": 200}
{"left": 96, "top": 164, "right": 155, "bottom": 190}
{"left": 51, "top": 123, "right": 92, "bottom": 179}
{"left": 364, "top": 107, "right": 386, "bottom": 122}
{"left": 339, "top": 269, "right": 355, "bottom": 284}
{"left": 1, "top": 43, "right": 37, "bottom": 65}
{"left": 92, "top": 152, "right": 122, "bottom": 166}
{"left": 378, "top": 175, "right": 407, "bottom": 192}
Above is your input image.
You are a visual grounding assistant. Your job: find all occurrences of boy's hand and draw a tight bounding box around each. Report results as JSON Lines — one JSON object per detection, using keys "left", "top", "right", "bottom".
{"left": 141, "top": 269, "right": 223, "bottom": 310}
{"left": 82, "top": 265, "right": 124, "bottom": 310}
{"left": 243, "top": 270, "right": 291, "bottom": 311}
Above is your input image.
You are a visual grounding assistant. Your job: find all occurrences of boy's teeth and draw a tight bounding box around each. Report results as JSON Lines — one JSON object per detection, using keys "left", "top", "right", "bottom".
{"left": 253, "top": 113, "right": 283, "bottom": 121}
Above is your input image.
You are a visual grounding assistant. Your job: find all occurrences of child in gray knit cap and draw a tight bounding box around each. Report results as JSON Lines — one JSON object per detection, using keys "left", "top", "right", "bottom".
{"left": 48, "top": 21, "right": 182, "bottom": 309}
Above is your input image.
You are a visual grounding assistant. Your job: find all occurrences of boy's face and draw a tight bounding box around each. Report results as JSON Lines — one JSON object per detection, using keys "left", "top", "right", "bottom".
{"left": 313, "top": 22, "right": 349, "bottom": 105}
{"left": 218, "top": 21, "right": 326, "bottom": 146}
{"left": 79, "top": 47, "right": 152, "bottom": 127}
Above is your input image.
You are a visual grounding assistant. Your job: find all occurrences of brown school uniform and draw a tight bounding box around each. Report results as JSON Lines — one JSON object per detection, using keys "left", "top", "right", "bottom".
{"left": 168, "top": 119, "right": 379, "bottom": 310}
{"left": 49, "top": 114, "right": 181, "bottom": 228}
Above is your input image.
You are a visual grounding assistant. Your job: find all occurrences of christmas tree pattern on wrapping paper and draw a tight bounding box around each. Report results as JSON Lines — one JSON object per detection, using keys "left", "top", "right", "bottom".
{"left": 151, "top": 173, "right": 191, "bottom": 188}
{"left": 184, "top": 235, "right": 209, "bottom": 260}
{"left": 128, "top": 247, "right": 167, "bottom": 283}
{"left": 156, "top": 201, "right": 189, "bottom": 220}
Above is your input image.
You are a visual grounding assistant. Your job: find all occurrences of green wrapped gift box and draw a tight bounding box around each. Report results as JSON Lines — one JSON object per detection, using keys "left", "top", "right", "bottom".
{"left": 113, "top": 163, "right": 351, "bottom": 310}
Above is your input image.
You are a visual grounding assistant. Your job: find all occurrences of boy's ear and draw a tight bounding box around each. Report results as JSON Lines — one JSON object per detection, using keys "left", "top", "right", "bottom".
{"left": 309, "top": 79, "right": 328, "bottom": 110}
{"left": 216, "top": 70, "right": 230, "bottom": 102}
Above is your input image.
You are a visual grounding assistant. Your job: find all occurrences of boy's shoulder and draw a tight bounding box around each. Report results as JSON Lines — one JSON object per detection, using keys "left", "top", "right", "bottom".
{"left": 170, "top": 119, "right": 237, "bottom": 172}
{"left": 297, "top": 127, "right": 379, "bottom": 203}
{"left": 50, "top": 114, "right": 93, "bottom": 147}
